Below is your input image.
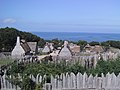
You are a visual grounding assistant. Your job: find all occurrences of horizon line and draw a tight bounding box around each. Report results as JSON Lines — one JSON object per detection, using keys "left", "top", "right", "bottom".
{"left": 30, "top": 31, "right": 120, "bottom": 34}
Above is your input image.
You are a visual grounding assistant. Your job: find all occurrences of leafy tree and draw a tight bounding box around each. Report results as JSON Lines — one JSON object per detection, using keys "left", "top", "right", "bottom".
{"left": 77, "top": 40, "right": 87, "bottom": 46}
{"left": 77, "top": 40, "right": 87, "bottom": 51}
{"left": 89, "top": 41, "right": 100, "bottom": 46}
{"left": 107, "top": 40, "right": 120, "bottom": 49}
{"left": 101, "top": 41, "right": 110, "bottom": 51}
{"left": 51, "top": 38, "right": 64, "bottom": 49}
{"left": 0, "top": 27, "right": 45, "bottom": 51}
{"left": 21, "top": 76, "right": 36, "bottom": 90}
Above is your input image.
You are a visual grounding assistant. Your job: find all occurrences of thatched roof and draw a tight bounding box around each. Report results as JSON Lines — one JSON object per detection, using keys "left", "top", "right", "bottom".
{"left": 84, "top": 44, "right": 104, "bottom": 53}
{"left": 69, "top": 43, "right": 80, "bottom": 53}
{"left": 27, "top": 42, "right": 37, "bottom": 52}
{"left": 42, "top": 42, "right": 54, "bottom": 53}
{"left": 70, "top": 46, "right": 80, "bottom": 53}
{"left": 20, "top": 41, "right": 31, "bottom": 53}
{"left": 92, "top": 45, "right": 104, "bottom": 53}
{"left": 58, "top": 41, "right": 72, "bottom": 57}
{"left": 85, "top": 44, "right": 91, "bottom": 48}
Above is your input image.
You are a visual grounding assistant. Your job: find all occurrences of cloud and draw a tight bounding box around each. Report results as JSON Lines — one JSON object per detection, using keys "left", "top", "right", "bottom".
{"left": 3, "top": 18, "right": 16, "bottom": 23}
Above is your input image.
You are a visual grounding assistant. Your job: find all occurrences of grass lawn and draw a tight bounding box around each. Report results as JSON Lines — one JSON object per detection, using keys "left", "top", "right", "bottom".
{"left": 0, "top": 58, "right": 14, "bottom": 66}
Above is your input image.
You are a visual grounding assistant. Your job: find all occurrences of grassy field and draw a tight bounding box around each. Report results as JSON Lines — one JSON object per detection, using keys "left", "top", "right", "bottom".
{"left": 0, "top": 58, "right": 14, "bottom": 66}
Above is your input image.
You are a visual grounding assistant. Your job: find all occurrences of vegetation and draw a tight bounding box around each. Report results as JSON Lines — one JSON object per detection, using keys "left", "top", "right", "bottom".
{"left": 77, "top": 40, "right": 88, "bottom": 51}
{"left": 89, "top": 41, "right": 100, "bottom": 46}
{"left": 0, "top": 27, "right": 45, "bottom": 52}
{"left": 7, "top": 58, "right": 120, "bottom": 77}
{"left": 2, "top": 58, "right": 120, "bottom": 90}
{"left": 0, "top": 58, "right": 14, "bottom": 65}
{"left": 7, "top": 74, "right": 36, "bottom": 90}
{"left": 91, "top": 59, "right": 120, "bottom": 76}
{"left": 105, "top": 40, "right": 120, "bottom": 49}
{"left": 7, "top": 61, "right": 83, "bottom": 76}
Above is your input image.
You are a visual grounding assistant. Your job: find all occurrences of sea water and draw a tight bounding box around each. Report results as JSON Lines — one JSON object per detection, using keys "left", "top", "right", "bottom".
{"left": 32, "top": 32, "right": 120, "bottom": 42}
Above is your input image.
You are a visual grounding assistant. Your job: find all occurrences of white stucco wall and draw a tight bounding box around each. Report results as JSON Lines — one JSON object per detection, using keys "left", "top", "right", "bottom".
{"left": 11, "top": 45, "right": 25, "bottom": 59}
{"left": 59, "top": 46, "right": 72, "bottom": 57}
{"left": 11, "top": 37, "right": 25, "bottom": 59}
{"left": 42, "top": 46, "right": 50, "bottom": 53}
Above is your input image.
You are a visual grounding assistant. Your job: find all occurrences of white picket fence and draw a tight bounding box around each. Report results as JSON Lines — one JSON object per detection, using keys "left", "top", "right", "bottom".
{"left": 1, "top": 72, "right": 120, "bottom": 90}
{"left": 0, "top": 74, "right": 21, "bottom": 90}
{"left": 50, "top": 72, "right": 120, "bottom": 90}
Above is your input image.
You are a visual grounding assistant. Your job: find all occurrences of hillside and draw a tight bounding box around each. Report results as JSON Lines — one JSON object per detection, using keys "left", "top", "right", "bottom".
{"left": 0, "top": 27, "right": 45, "bottom": 52}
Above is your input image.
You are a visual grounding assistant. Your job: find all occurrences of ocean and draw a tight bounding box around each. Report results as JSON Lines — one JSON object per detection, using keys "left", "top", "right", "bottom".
{"left": 32, "top": 32, "right": 120, "bottom": 42}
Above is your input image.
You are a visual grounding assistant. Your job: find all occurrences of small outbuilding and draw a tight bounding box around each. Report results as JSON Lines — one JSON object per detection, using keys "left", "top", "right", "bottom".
{"left": 58, "top": 41, "right": 72, "bottom": 58}
{"left": 42, "top": 42, "right": 54, "bottom": 54}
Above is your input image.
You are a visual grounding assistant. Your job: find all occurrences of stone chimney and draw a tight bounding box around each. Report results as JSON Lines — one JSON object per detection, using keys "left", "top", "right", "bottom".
{"left": 16, "top": 36, "right": 20, "bottom": 45}
{"left": 64, "top": 41, "right": 68, "bottom": 47}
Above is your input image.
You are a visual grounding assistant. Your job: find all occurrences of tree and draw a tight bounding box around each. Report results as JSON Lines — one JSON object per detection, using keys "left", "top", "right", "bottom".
{"left": 77, "top": 40, "right": 87, "bottom": 51}
{"left": 0, "top": 27, "right": 45, "bottom": 51}
{"left": 21, "top": 76, "right": 36, "bottom": 90}
{"left": 89, "top": 41, "right": 100, "bottom": 46}
{"left": 51, "top": 38, "right": 63, "bottom": 49}
{"left": 101, "top": 41, "right": 110, "bottom": 51}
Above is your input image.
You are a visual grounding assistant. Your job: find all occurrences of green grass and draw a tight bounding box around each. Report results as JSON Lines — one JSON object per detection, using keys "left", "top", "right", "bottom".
{"left": 0, "top": 58, "right": 14, "bottom": 65}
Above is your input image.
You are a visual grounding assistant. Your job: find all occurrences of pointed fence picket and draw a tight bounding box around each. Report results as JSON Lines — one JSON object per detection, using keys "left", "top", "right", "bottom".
{"left": 1, "top": 72, "right": 120, "bottom": 90}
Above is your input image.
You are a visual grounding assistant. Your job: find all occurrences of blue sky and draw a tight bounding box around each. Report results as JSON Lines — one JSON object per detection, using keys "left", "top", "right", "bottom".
{"left": 0, "top": 0, "right": 120, "bottom": 33}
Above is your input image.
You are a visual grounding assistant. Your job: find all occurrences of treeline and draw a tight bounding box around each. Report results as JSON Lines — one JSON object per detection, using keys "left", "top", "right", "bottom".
{"left": 47, "top": 38, "right": 120, "bottom": 50}
{"left": 0, "top": 27, "right": 45, "bottom": 52}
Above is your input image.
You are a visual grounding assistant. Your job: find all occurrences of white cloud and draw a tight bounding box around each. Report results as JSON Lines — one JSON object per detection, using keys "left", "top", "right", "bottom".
{"left": 3, "top": 18, "right": 16, "bottom": 23}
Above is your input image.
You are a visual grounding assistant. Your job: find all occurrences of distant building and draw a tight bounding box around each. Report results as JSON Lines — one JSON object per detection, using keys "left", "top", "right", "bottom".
{"left": 92, "top": 45, "right": 104, "bottom": 53}
{"left": 42, "top": 42, "right": 54, "bottom": 54}
{"left": 58, "top": 41, "right": 72, "bottom": 58}
{"left": 11, "top": 36, "right": 37, "bottom": 59}
{"left": 69, "top": 43, "right": 80, "bottom": 53}
{"left": 84, "top": 44, "right": 92, "bottom": 53}
{"left": 84, "top": 44, "right": 104, "bottom": 53}
{"left": 58, "top": 41, "right": 81, "bottom": 58}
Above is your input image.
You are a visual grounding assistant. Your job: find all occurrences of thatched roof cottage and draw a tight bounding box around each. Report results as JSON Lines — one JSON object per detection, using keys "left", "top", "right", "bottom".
{"left": 58, "top": 41, "right": 72, "bottom": 58}
{"left": 42, "top": 42, "right": 54, "bottom": 54}
{"left": 11, "top": 36, "right": 37, "bottom": 59}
